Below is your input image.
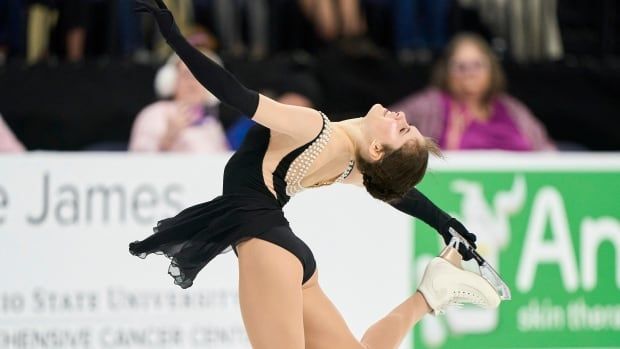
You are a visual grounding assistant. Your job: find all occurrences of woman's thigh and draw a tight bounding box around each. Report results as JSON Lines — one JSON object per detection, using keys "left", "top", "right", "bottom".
{"left": 302, "top": 272, "right": 366, "bottom": 349}
{"left": 236, "top": 237, "right": 305, "bottom": 349}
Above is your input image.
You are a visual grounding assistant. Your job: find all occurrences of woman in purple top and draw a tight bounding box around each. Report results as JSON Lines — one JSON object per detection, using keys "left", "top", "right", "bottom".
{"left": 392, "top": 33, "right": 555, "bottom": 151}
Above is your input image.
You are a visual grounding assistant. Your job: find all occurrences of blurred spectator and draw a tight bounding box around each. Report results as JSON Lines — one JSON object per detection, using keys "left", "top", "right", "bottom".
{"left": 459, "top": 0, "right": 563, "bottom": 63}
{"left": 265, "top": 0, "right": 316, "bottom": 53}
{"left": 0, "top": 0, "right": 26, "bottom": 63}
{"left": 129, "top": 50, "right": 230, "bottom": 153}
{"left": 111, "top": 0, "right": 145, "bottom": 59}
{"left": 128, "top": 47, "right": 321, "bottom": 153}
{"left": 391, "top": 33, "right": 555, "bottom": 151}
{"left": 150, "top": 0, "right": 194, "bottom": 59}
{"left": 202, "top": 0, "right": 269, "bottom": 59}
{"left": 300, "top": 0, "right": 366, "bottom": 42}
{"left": 0, "top": 114, "right": 25, "bottom": 152}
{"left": 393, "top": 0, "right": 452, "bottom": 63}
{"left": 27, "top": 0, "right": 88, "bottom": 63}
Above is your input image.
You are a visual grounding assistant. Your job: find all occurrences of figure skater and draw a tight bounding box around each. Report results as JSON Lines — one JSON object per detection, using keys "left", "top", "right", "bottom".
{"left": 129, "top": 1, "right": 501, "bottom": 348}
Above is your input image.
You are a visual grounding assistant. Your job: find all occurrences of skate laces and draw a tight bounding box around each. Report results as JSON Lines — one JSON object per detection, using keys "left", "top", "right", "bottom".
{"left": 449, "top": 290, "right": 485, "bottom": 307}
{"left": 435, "top": 292, "right": 485, "bottom": 314}
{"left": 435, "top": 289, "right": 486, "bottom": 315}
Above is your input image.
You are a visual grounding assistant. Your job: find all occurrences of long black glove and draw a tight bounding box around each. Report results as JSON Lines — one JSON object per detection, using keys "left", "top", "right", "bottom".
{"left": 390, "top": 188, "right": 477, "bottom": 260}
{"left": 134, "top": 0, "right": 259, "bottom": 116}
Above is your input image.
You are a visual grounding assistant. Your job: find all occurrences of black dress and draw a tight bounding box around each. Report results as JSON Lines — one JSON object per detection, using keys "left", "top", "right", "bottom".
{"left": 129, "top": 119, "right": 327, "bottom": 288}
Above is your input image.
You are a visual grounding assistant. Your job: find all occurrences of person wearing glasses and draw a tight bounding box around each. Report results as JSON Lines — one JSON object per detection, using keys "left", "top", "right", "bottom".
{"left": 392, "top": 33, "right": 555, "bottom": 151}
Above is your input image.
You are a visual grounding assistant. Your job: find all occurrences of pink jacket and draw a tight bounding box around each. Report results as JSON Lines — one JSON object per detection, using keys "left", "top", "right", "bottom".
{"left": 129, "top": 101, "right": 230, "bottom": 153}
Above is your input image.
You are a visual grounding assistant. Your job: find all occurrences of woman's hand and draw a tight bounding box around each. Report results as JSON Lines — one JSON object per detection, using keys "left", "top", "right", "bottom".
{"left": 440, "top": 218, "right": 477, "bottom": 260}
{"left": 134, "top": 0, "right": 180, "bottom": 39}
{"left": 160, "top": 105, "right": 196, "bottom": 150}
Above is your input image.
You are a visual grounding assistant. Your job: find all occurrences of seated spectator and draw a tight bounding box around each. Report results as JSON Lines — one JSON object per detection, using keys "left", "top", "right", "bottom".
{"left": 27, "top": 0, "right": 88, "bottom": 63}
{"left": 392, "top": 0, "right": 451, "bottom": 63}
{"left": 0, "top": 114, "right": 25, "bottom": 152}
{"left": 205, "top": 0, "right": 269, "bottom": 59}
{"left": 129, "top": 50, "right": 231, "bottom": 153}
{"left": 150, "top": 0, "right": 194, "bottom": 60}
{"left": 300, "top": 0, "right": 366, "bottom": 42}
{"left": 391, "top": 33, "right": 555, "bottom": 151}
{"left": 0, "top": 0, "right": 25, "bottom": 63}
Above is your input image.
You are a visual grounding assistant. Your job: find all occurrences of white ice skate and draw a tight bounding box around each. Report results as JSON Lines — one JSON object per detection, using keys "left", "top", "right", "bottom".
{"left": 418, "top": 244, "right": 501, "bottom": 315}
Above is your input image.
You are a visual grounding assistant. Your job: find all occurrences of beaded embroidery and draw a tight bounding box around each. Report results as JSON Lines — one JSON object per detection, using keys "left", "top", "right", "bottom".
{"left": 284, "top": 112, "right": 355, "bottom": 197}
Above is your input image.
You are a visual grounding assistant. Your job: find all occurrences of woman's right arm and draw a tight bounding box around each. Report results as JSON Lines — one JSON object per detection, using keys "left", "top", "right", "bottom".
{"left": 135, "top": 0, "right": 323, "bottom": 140}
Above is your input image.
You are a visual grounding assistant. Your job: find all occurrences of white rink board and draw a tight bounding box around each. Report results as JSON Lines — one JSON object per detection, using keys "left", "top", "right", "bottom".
{"left": 0, "top": 153, "right": 411, "bottom": 349}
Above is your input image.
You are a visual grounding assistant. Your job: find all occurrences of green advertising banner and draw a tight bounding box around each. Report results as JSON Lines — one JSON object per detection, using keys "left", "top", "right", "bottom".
{"left": 412, "top": 171, "right": 620, "bottom": 349}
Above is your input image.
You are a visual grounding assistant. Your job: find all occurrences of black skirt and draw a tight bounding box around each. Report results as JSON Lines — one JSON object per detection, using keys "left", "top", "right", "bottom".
{"left": 129, "top": 193, "right": 290, "bottom": 288}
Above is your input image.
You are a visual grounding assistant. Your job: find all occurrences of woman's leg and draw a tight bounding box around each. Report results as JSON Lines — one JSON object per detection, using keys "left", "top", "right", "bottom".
{"left": 360, "top": 292, "right": 431, "bottom": 348}
{"left": 245, "top": 0, "right": 269, "bottom": 58}
{"left": 314, "top": 0, "right": 339, "bottom": 40}
{"left": 27, "top": 3, "right": 57, "bottom": 64}
{"left": 303, "top": 252, "right": 500, "bottom": 349}
{"left": 237, "top": 238, "right": 305, "bottom": 349}
{"left": 338, "top": 0, "right": 366, "bottom": 37}
{"left": 302, "top": 271, "right": 431, "bottom": 349}
{"left": 212, "top": 0, "right": 243, "bottom": 55}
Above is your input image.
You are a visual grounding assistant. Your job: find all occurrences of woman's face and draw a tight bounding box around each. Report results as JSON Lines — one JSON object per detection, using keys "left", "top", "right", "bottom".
{"left": 447, "top": 41, "right": 491, "bottom": 101}
{"left": 362, "top": 103, "right": 422, "bottom": 160}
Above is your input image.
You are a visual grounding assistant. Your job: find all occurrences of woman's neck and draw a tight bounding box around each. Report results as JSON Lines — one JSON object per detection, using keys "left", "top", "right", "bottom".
{"left": 332, "top": 118, "right": 364, "bottom": 160}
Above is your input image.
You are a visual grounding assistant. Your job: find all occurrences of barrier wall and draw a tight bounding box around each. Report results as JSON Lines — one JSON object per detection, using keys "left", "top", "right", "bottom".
{"left": 0, "top": 153, "right": 410, "bottom": 349}
{"left": 1, "top": 152, "right": 619, "bottom": 349}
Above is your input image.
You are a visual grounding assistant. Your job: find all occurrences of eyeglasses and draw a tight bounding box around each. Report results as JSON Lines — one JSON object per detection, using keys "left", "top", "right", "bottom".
{"left": 448, "top": 59, "right": 489, "bottom": 75}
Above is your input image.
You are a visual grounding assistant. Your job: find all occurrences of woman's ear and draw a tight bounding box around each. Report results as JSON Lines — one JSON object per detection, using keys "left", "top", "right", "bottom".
{"left": 368, "top": 140, "right": 384, "bottom": 161}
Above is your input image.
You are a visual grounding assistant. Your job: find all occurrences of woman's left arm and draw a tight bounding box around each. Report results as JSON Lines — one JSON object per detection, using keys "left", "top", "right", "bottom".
{"left": 347, "top": 170, "right": 478, "bottom": 259}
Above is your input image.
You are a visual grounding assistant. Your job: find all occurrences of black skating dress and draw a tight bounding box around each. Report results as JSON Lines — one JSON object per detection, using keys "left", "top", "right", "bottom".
{"left": 130, "top": 113, "right": 336, "bottom": 288}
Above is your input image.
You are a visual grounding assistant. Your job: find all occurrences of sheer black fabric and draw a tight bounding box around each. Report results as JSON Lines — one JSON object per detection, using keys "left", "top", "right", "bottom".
{"left": 129, "top": 120, "right": 326, "bottom": 288}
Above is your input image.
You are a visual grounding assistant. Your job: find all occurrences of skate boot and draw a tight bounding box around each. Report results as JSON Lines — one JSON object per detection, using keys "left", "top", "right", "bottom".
{"left": 418, "top": 245, "right": 501, "bottom": 315}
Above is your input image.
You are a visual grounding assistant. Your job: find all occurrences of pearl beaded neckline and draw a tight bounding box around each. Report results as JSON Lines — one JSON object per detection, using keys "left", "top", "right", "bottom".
{"left": 284, "top": 112, "right": 355, "bottom": 197}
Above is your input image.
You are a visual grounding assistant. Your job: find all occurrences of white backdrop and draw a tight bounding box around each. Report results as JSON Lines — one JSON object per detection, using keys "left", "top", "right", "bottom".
{"left": 0, "top": 153, "right": 411, "bottom": 349}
